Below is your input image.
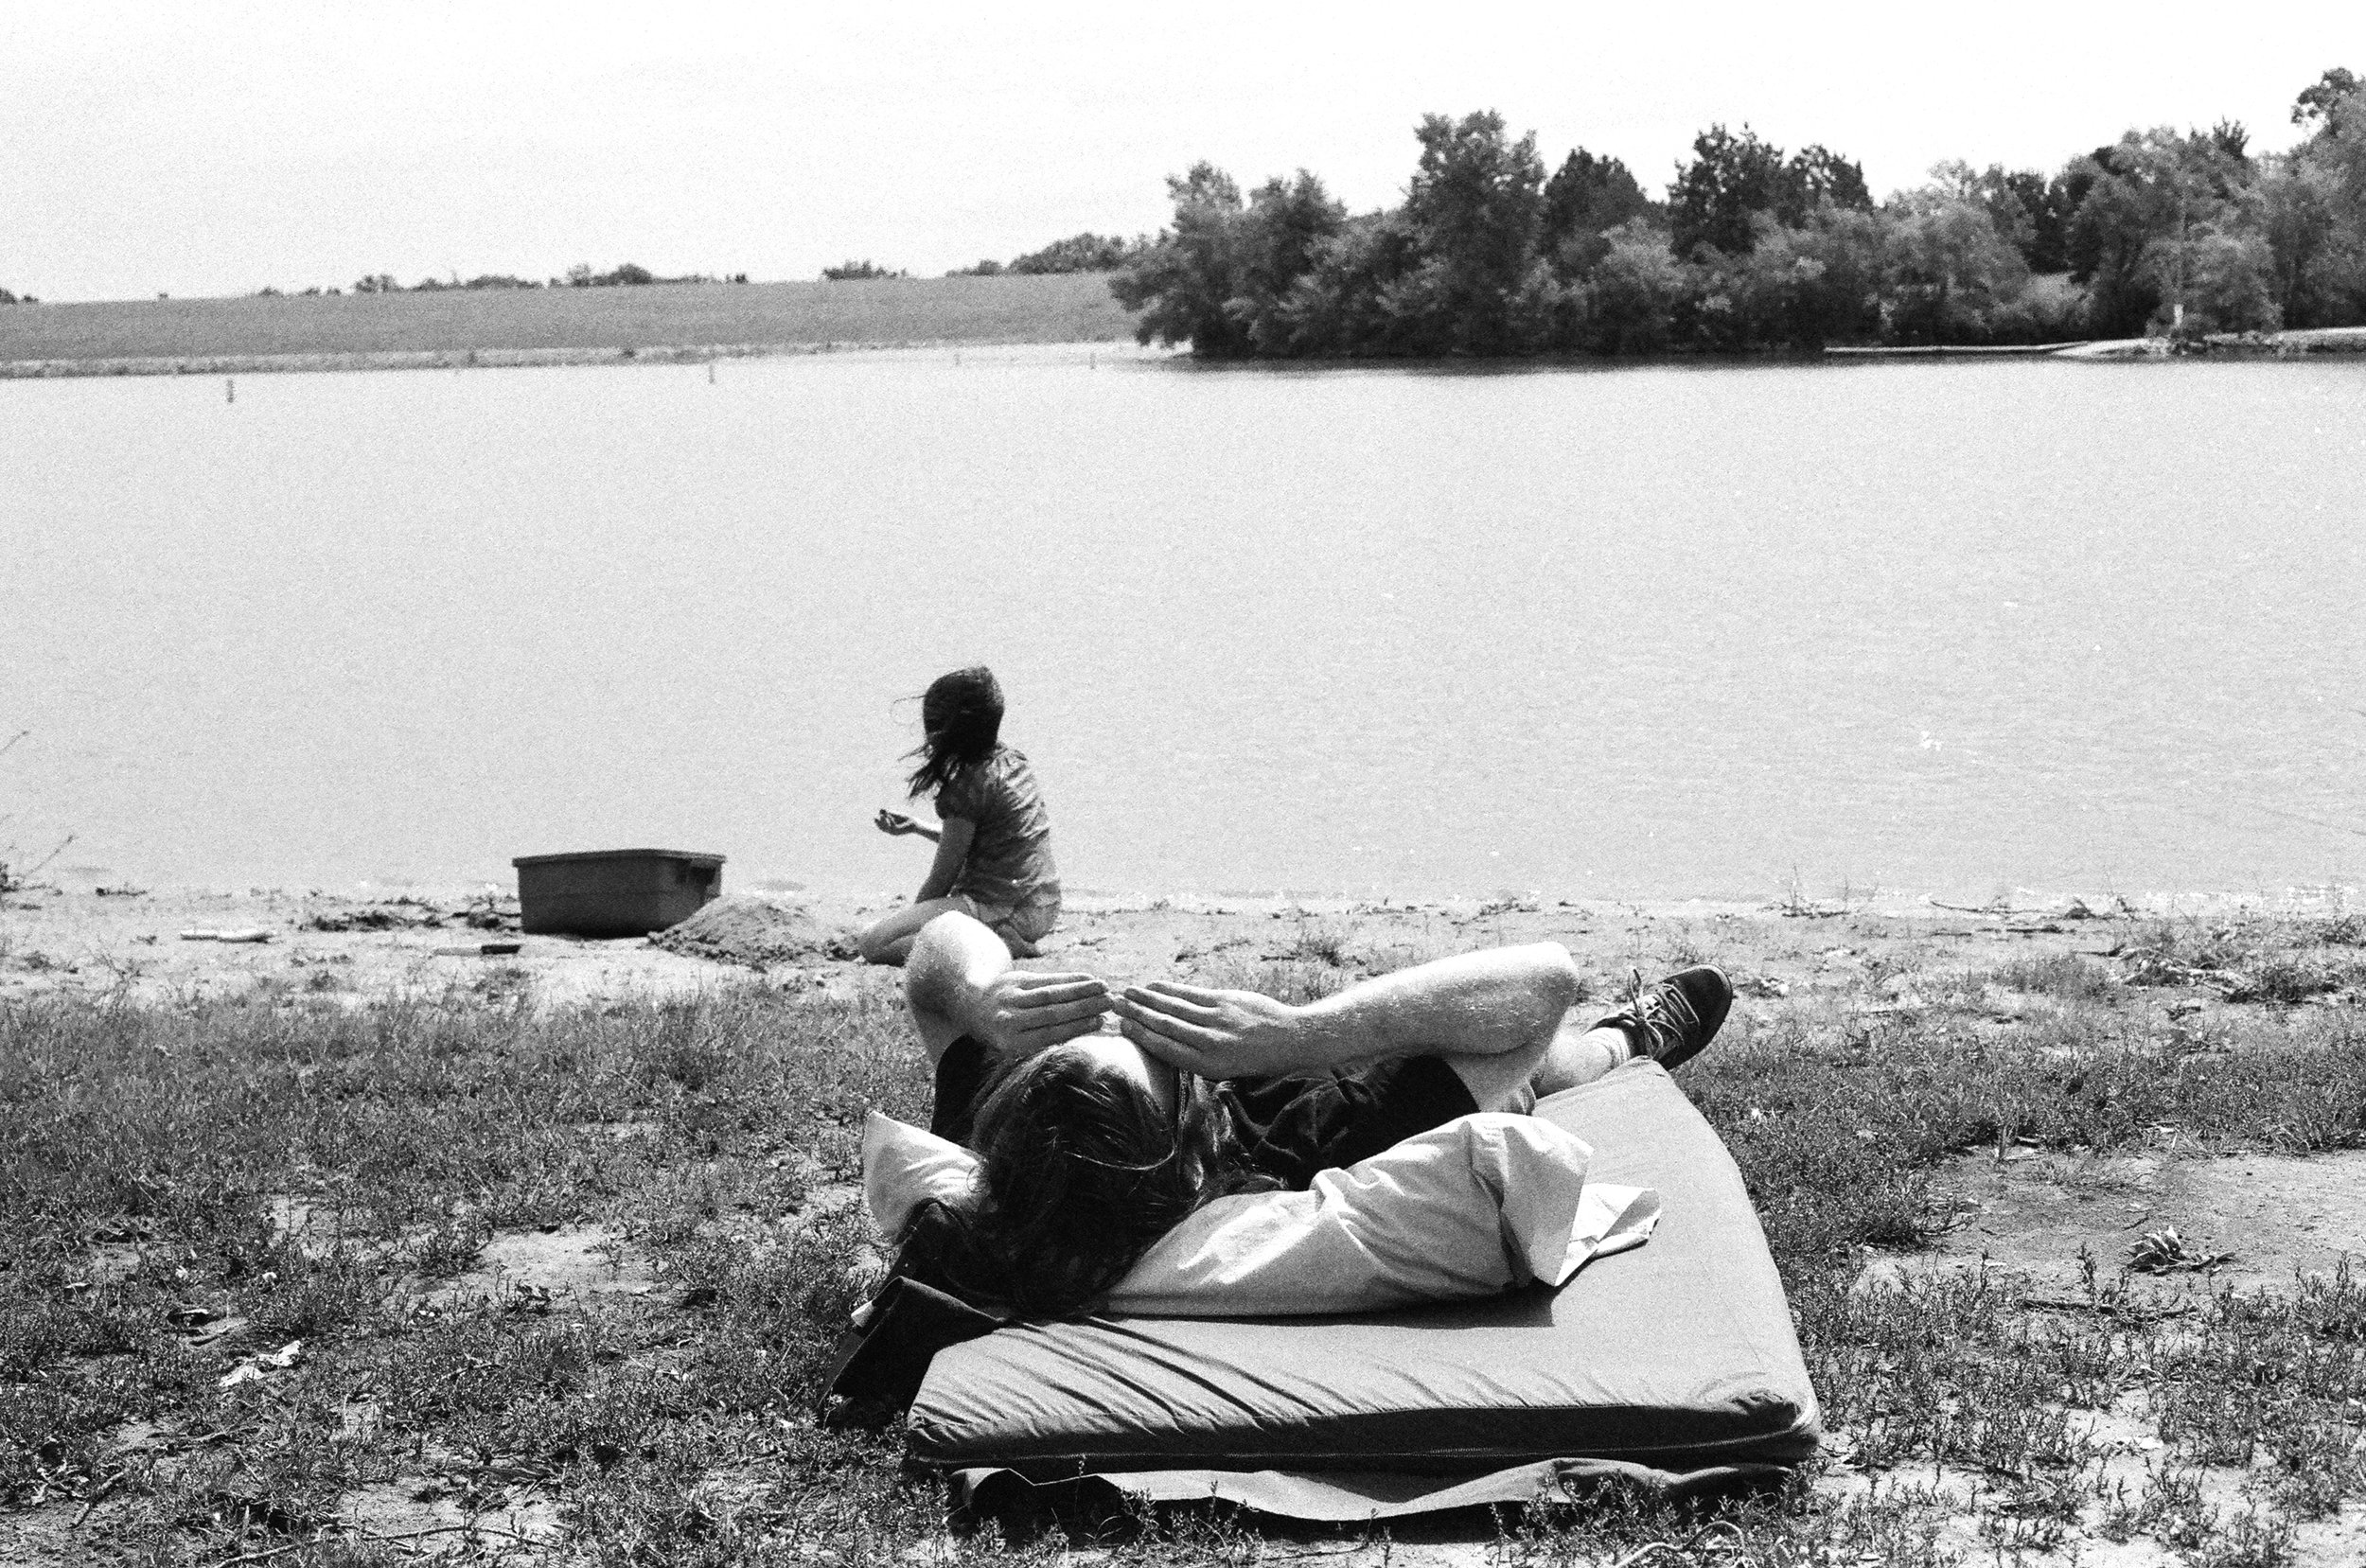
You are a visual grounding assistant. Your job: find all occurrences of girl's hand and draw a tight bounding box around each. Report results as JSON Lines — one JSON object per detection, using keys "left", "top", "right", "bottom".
{"left": 874, "top": 809, "right": 919, "bottom": 837}
{"left": 1113, "top": 981, "right": 1314, "bottom": 1081}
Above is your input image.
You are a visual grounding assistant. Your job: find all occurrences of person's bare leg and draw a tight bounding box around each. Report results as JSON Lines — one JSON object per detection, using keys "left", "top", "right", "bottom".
{"left": 1527, "top": 1018, "right": 1635, "bottom": 1098}
{"left": 1441, "top": 1033, "right": 1552, "bottom": 1112}
{"left": 859, "top": 895, "right": 971, "bottom": 966}
{"left": 1442, "top": 1019, "right": 1632, "bottom": 1111}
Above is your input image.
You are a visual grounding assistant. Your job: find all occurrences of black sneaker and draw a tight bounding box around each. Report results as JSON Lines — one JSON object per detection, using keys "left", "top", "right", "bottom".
{"left": 1596, "top": 966, "right": 1732, "bottom": 1071}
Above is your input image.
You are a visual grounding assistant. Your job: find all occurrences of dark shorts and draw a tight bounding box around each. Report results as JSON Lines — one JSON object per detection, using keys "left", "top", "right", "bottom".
{"left": 929, "top": 1038, "right": 1477, "bottom": 1190}
{"left": 1215, "top": 1056, "right": 1478, "bottom": 1189}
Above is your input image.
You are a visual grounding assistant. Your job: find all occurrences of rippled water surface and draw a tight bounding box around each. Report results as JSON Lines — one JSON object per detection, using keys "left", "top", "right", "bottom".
{"left": 8, "top": 347, "right": 2364, "bottom": 901}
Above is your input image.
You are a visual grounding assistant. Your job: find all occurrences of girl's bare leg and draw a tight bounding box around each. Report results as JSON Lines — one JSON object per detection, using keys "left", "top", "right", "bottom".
{"left": 858, "top": 895, "right": 974, "bottom": 966}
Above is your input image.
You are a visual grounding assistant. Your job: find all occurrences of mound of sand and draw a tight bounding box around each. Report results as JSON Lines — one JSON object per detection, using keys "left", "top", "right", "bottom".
{"left": 650, "top": 896, "right": 857, "bottom": 970}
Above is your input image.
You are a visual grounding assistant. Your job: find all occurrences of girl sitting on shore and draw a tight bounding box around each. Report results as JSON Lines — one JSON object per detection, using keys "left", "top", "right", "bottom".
{"left": 858, "top": 666, "right": 1062, "bottom": 965}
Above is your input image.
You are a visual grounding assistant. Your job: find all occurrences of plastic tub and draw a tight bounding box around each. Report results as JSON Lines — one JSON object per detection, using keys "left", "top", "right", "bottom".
{"left": 511, "top": 849, "right": 725, "bottom": 937}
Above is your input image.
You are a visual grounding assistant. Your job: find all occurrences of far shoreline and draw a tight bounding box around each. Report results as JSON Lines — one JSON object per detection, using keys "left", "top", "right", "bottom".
{"left": 9, "top": 272, "right": 2362, "bottom": 380}
{"left": 0, "top": 335, "right": 1149, "bottom": 381}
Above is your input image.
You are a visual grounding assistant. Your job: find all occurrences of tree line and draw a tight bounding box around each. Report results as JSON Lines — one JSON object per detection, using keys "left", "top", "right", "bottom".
{"left": 252, "top": 265, "right": 753, "bottom": 299}
{"left": 819, "top": 236, "right": 1151, "bottom": 281}
{"left": 943, "top": 234, "right": 1149, "bottom": 277}
{"left": 1108, "top": 68, "right": 2366, "bottom": 357}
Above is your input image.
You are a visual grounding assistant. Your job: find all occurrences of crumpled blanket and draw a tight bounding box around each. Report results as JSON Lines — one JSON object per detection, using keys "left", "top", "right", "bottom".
{"left": 1104, "top": 1112, "right": 1657, "bottom": 1315}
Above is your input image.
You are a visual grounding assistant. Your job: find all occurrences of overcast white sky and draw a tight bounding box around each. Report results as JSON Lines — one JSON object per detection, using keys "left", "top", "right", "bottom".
{"left": 5, "top": 1, "right": 2361, "bottom": 302}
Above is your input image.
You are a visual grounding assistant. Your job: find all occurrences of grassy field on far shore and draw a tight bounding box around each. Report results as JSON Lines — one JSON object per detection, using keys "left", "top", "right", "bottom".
{"left": 0, "top": 273, "right": 1138, "bottom": 364}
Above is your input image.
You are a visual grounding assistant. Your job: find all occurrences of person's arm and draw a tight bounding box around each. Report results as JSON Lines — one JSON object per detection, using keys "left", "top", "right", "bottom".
{"left": 904, "top": 910, "right": 1108, "bottom": 1066}
{"left": 1112, "top": 943, "right": 1581, "bottom": 1082}
{"left": 913, "top": 817, "right": 974, "bottom": 901}
{"left": 874, "top": 809, "right": 942, "bottom": 842}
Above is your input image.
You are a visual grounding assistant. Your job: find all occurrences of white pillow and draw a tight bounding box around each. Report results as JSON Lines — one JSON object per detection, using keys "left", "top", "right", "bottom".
{"left": 859, "top": 1109, "right": 1656, "bottom": 1318}
{"left": 861, "top": 1110, "right": 978, "bottom": 1238}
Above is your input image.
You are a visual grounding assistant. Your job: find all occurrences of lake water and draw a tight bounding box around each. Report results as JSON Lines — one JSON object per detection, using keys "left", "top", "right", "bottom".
{"left": 7, "top": 347, "right": 2364, "bottom": 904}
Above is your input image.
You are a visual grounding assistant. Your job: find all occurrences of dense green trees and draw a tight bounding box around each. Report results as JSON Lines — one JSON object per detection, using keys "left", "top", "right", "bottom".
{"left": 1666, "top": 126, "right": 1870, "bottom": 257}
{"left": 1113, "top": 69, "right": 2366, "bottom": 356}
{"left": 1108, "top": 164, "right": 1254, "bottom": 353}
{"left": 2063, "top": 129, "right": 2277, "bottom": 335}
{"left": 2267, "top": 71, "right": 2366, "bottom": 326}
{"left": 1394, "top": 112, "right": 1547, "bottom": 353}
{"left": 1540, "top": 150, "right": 1653, "bottom": 273}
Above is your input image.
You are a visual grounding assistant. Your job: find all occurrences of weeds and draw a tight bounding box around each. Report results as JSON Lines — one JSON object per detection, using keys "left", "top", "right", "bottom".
{"left": 1991, "top": 950, "right": 2117, "bottom": 1001}
{"left": 1280, "top": 918, "right": 1356, "bottom": 968}
{"left": 2120, "top": 916, "right": 2366, "bottom": 1002}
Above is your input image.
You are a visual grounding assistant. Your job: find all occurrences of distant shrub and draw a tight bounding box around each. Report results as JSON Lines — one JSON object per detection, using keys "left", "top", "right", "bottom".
{"left": 394, "top": 273, "right": 541, "bottom": 291}
{"left": 821, "top": 260, "right": 907, "bottom": 281}
{"left": 0, "top": 286, "right": 28, "bottom": 305}
{"left": 568, "top": 262, "right": 661, "bottom": 288}
{"left": 945, "top": 259, "right": 1005, "bottom": 276}
{"left": 1009, "top": 233, "right": 1145, "bottom": 273}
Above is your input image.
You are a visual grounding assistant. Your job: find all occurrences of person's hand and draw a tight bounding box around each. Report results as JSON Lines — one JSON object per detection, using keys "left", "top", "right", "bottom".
{"left": 874, "top": 809, "right": 919, "bottom": 837}
{"left": 975, "top": 970, "right": 1111, "bottom": 1057}
{"left": 1112, "top": 980, "right": 1312, "bottom": 1081}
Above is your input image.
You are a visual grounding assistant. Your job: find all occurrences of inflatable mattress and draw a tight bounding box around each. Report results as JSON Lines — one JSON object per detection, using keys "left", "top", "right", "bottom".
{"left": 905, "top": 1059, "right": 1820, "bottom": 1519}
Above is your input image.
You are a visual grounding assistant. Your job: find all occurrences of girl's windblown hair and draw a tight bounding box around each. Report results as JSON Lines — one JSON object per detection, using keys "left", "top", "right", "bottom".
{"left": 927, "top": 1044, "right": 1271, "bottom": 1317}
{"left": 905, "top": 665, "right": 1005, "bottom": 800}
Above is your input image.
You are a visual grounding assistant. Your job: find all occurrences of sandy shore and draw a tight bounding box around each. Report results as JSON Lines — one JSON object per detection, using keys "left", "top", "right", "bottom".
{"left": 4, "top": 877, "right": 2352, "bottom": 1012}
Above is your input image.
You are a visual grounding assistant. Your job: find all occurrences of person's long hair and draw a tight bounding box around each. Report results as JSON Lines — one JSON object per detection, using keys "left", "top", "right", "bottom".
{"left": 927, "top": 1045, "right": 1273, "bottom": 1317}
{"left": 904, "top": 665, "right": 1005, "bottom": 800}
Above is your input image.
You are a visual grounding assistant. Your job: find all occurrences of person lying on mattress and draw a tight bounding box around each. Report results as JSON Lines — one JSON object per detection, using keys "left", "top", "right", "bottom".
{"left": 886, "top": 909, "right": 1730, "bottom": 1319}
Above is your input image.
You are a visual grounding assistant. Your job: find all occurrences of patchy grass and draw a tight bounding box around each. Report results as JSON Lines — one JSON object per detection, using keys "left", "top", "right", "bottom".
{"left": 5, "top": 913, "right": 2366, "bottom": 1564}
{"left": 2120, "top": 916, "right": 2366, "bottom": 1003}
{"left": 1991, "top": 950, "right": 2120, "bottom": 1001}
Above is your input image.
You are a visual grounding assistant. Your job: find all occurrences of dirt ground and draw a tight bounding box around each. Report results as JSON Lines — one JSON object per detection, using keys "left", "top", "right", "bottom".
{"left": 0, "top": 877, "right": 2301, "bottom": 1003}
